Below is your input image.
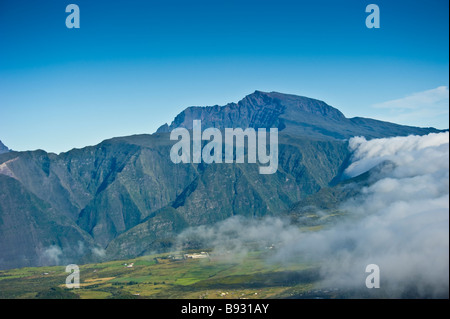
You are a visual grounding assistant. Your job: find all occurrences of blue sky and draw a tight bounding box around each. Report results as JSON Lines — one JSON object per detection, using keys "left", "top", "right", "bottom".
{"left": 0, "top": 0, "right": 448, "bottom": 153}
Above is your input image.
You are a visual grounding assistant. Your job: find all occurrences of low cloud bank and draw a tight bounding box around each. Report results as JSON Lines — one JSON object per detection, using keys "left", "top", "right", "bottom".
{"left": 176, "top": 132, "right": 449, "bottom": 298}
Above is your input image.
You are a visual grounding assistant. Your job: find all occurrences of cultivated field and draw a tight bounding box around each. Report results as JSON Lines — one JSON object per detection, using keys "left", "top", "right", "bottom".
{"left": 0, "top": 249, "right": 327, "bottom": 299}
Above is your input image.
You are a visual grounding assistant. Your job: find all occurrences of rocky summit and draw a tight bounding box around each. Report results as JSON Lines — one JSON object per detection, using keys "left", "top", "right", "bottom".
{"left": 157, "top": 90, "right": 439, "bottom": 139}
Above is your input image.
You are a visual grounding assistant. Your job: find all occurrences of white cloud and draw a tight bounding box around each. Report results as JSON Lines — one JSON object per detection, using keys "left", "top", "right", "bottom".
{"left": 281, "top": 132, "right": 449, "bottom": 297}
{"left": 344, "top": 132, "right": 449, "bottom": 178}
{"left": 91, "top": 246, "right": 106, "bottom": 258}
{"left": 370, "top": 86, "right": 449, "bottom": 129}
{"left": 373, "top": 86, "right": 449, "bottom": 110}
{"left": 176, "top": 132, "right": 449, "bottom": 298}
{"left": 41, "top": 245, "right": 63, "bottom": 265}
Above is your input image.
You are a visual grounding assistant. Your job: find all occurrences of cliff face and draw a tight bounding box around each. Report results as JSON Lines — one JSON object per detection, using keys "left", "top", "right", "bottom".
{"left": 0, "top": 174, "right": 94, "bottom": 269}
{"left": 0, "top": 91, "right": 444, "bottom": 269}
{"left": 0, "top": 132, "right": 349, "bottom": 266}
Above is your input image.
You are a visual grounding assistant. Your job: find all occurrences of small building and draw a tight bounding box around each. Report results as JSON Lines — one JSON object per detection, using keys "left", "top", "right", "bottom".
{"left": 184, "top": 252, "right": 209, "bottom": 259}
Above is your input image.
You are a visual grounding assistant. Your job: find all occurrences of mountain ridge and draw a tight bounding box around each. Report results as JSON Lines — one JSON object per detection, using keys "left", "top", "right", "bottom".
{"left": 0, "top": 91, "right": 446, "bottom": 269}
{"left": 157, "top": 90, "right": 443, "bottom": 140}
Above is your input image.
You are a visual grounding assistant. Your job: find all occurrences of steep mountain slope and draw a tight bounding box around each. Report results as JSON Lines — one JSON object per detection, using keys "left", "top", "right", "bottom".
{"left": 285, "top": 162, "right": 386, "bottom": 227}
{"left": 0, "top": 174, "right": 94, "bottom": 269}
{"left": 0, "top": 91, "right": 445, "bottom": 269}
{"left": 104, "top": 136, "right": 350, "bottom": 259}
{"left": 76, "top": 135, "right": 200, "bottom": 247}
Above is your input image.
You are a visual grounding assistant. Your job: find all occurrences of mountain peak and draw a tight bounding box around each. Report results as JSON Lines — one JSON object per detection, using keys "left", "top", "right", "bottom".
{"left": 157, "top": 91, "right": 348, "bottom": 134}
{"left": 0, "top": 140, "right": 9, "bottom": 154}
{"left": 243, "top": 90, "right": 346, "bottom": 118}
{"left": 156, "top": 91, "right": 442, "bottom": 140}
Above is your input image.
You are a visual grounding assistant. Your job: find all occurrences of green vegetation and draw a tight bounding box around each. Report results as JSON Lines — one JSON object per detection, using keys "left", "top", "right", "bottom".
{"left": 35, "top": 287, "right": 80, "bottom": 299}
{"left": 0, "top": 249, "right": 326, "bottom": 299}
